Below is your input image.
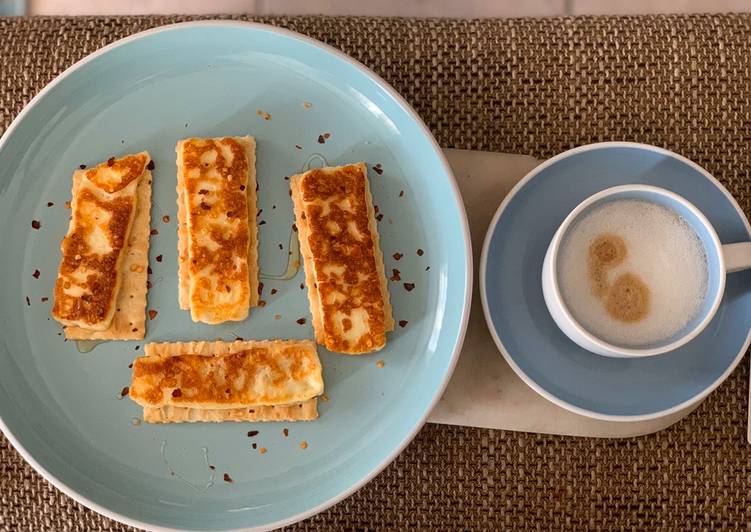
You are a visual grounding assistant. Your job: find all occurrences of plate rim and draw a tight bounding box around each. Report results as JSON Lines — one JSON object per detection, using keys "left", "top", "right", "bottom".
{"left": 479, "top": 141, "right": 751, "bottom": 422}
{"left": 0, "top": 20, "right": 473, "bottom": 532}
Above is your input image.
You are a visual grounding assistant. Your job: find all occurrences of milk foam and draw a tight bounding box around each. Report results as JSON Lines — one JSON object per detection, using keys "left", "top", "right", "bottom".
{"left": 557, "top": 199, "right": 708, "bottom": 347}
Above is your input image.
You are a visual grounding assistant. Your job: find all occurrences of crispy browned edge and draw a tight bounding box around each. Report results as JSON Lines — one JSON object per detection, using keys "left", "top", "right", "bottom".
{"left": 290, "top": 172, "right": 325, "bottom": 344}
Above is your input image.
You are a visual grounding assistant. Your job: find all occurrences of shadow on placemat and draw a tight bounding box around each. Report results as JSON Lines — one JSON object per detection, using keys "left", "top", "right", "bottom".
{"left": 1, "top": 13, "right": 751, "bottom": 530}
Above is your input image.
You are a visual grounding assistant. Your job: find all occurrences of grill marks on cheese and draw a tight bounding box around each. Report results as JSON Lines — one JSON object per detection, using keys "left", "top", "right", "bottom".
{"left": 130, "top": 342, "right": 323, "bottom": 409}
{"left": 293, "top": 163, "right": 393, "bottom": 354}
{"left": 180, "top": 138, "right": 252, "bottom": 323}
{"left": 52, "top": 153, "right": 148, "bottom": 330}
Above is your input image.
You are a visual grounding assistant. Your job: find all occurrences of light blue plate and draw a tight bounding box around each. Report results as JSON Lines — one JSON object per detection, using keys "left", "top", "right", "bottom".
{"left": 481, "top": 142, "right": 751, "bottom": 421}
{"left": 0, "top": 22, "right": 471, "bottom": 530}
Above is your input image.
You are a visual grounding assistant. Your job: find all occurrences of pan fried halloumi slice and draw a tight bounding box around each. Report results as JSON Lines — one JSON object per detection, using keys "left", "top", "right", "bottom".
{"left": 290, "top": 163, "right": 393, "bottom": 354}
{"left": 52, "top": 152, "right": 151, "bottom": 338}
{"left": 176, "top": 136, "right": 258, "bottom": 324}
{"left": 130, "top": 340, "right": 322, "bottom": 423}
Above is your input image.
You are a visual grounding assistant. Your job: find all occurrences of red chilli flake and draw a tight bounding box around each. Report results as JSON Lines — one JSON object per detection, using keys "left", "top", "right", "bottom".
{"left": 31, "top": 220, "right": 41, "bottom": 230}
{"left": 107, "top": 157, "right": 116, "bottom": 167}
{"left": 79, "top": 164, "right": 87, "bottom": 170}
{"left": 147, "top": 266, "right": 153, "bottom": 275}
{"left": 147, "top": 280, "right": 153, "bottom": 289}
{"left": 376, "top": 214, "right": 384, "bottom": 222}
{"left": 390, "top": 269, "right": 401, "bottom": 282}
{"left": 32, "top": 269, "right": 40, "bottom": 279}
{"left": 258, "top": 282, "right": 264, "bottom": 295}
{"left": 259, "top": 220, "right": 266, "bottom": 226}
{"left": 252, "top": 443, "right": 257, "bottom": 449}
{"left": 270, "top": 288, "right": 277, "bottom": 295}
{"left": 404, "top": 283, "right": 416, "bottom": 292}
{"left": 296, "top": 318, "right": 307, "bottom": 325}
{"left": 399, "top": 190, "right": 404, "bottom": 197}
{"left": 292, "top": 223, "right": 298, "bottom": 232}
{"left": 317, "top": 135, "right": 325, "bottom": 144}
{"left": 399, "top": 320, "right": 408, "bottom": 328}
{"left": 299, "top": 283, "right": 304, "bottom": 290}
{"left": 372, "top": 164, "right": 383, "bottom": 175}
{"left": 283, "top": 428, "right": 289, "bottom": 437}
{"left": 258, "top": 300, "right": 267, "bottom": 307}
{"left": 162, "top": 215, "right": 170, "bottom": 223}
{"left": 247, "top": 430, "right": 259, "bottom": 437}
{"left": 156, "top": 255, "right": 163, "bottom": 263}
{"left": 120, "top": 386, "right": 129, "bottom": 397}
{"left": 148, "top": 310, "right": 158, "bottom": 320}
{"left": 392, "top": 252, "right": 403, "bottom": 261}
{"left": 146, "top": 160, "right": 155, "bottom": 171}
{"left": 417, "top": 249, "right": 424, "bottom": 256}
{"left": 41, "top": 297, "right": 48, "bottom": 302}
{"left": 223, "top": 473, "right": 233, "bottom": 483}
{"left": 171, "top": 388, "right": 182, "bottom": 398}
{"left": 150, "top": 228, "right": 159, "bottom": 236}
{"left": 295, "top": 144, "right": 302, "bottom": 150}
{"left": 47, "top": 201, "right": 54, "bottom": 207}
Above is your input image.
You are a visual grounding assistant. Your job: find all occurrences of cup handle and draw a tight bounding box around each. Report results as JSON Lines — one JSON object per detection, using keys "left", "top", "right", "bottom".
{"left": 723, "top": 242, "right": 751, "bottom": 273}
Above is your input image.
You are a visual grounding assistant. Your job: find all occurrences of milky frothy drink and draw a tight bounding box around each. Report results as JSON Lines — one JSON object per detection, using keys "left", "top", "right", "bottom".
{"left": 557, "top": 199, "right": 709, "bottom": 347}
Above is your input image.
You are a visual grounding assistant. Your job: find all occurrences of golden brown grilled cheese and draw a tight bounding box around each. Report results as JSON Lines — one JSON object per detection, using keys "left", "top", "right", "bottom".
{"left": 52, "top": 152, "right": 151, "bottom": 336}
{"left": 130, "top": 340, "right": 323, "bottom": 423}
{"left": 176, "top": 136, "right": 259, "bottom": 324}
{"left": 290, "top": 163, "right": 393, "bottom": 354}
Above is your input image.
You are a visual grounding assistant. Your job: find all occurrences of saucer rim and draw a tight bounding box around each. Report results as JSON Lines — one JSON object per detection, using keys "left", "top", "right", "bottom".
{"left": 479, "top": 141, "right": 751, "bottom": 422}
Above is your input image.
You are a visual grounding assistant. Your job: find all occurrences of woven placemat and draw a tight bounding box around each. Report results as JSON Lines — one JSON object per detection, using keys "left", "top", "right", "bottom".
{"left": 2, "top": 14, "right": 751, "bottom": 531}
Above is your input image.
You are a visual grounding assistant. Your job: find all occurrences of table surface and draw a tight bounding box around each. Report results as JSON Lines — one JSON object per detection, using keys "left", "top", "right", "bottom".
{"left": 2, "top": 14, "right": 751, "bottom": 531}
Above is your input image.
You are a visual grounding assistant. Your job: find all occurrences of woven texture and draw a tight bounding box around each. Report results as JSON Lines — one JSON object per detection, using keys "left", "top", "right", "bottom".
{"left": 2, "top": 14, "right": 751, "bottom": 531}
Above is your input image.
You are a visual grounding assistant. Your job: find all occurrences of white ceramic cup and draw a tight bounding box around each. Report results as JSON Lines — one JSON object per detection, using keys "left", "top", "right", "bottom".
{"left": 542, "top": 184, "right": 751, "bottom": 358}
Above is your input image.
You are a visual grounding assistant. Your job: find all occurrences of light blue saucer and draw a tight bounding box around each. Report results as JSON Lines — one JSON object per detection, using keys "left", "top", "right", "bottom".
{"left": 0, "top": 22, "right": 471, "bottom": 530}
{"left": 481, "top": 142, "right": 751, "bottom": 421}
